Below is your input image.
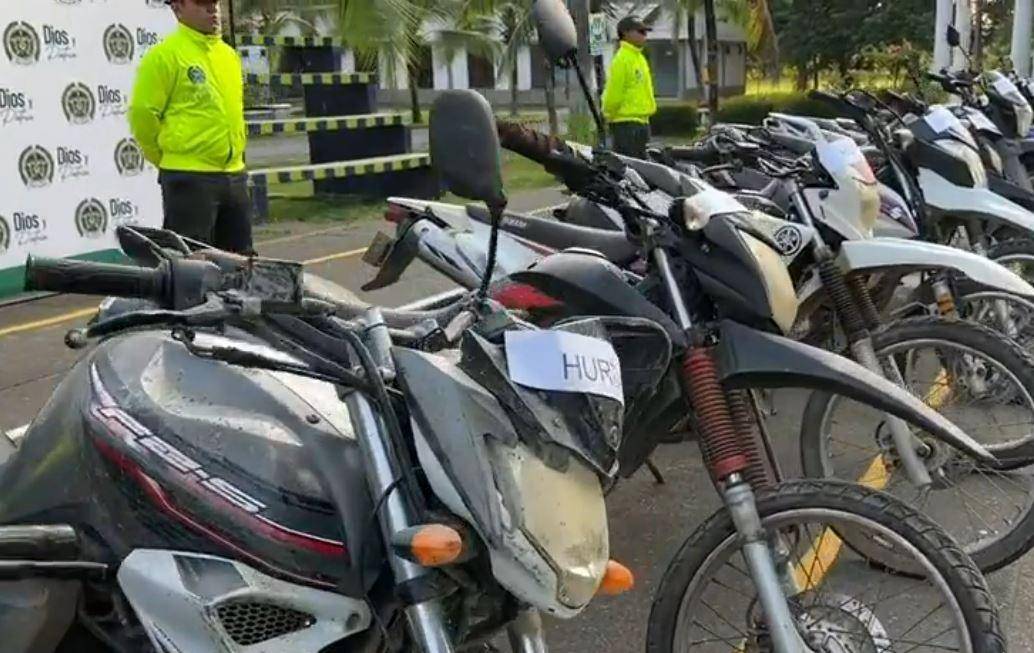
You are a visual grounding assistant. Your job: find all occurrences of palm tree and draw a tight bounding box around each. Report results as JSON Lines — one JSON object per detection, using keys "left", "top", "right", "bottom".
{"left": 337, "top": 0, "right": 499, "bottom": 123}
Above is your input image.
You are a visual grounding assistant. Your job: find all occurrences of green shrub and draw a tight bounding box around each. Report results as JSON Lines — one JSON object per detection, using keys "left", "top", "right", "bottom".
{"left": 714, "top": 92, "right": 840, "bottom": 125}
{"left": 651, "top": 103, "right": 700, "bottom": 136}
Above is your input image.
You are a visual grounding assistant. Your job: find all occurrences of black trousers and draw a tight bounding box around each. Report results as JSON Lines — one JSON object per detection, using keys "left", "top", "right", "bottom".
{"left": 610, "top": 122, "right": 651, "bottom": 159}
{"left": 159, "top": 170, "right": 254, "bottom": 254}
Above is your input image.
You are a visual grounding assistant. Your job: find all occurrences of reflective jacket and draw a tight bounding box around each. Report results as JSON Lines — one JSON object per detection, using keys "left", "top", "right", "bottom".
{"left": 602, "top": 41, "right": 657, "bottom": 125}
{"left": 129, "top": 24, "right": 246, "bottom": 173}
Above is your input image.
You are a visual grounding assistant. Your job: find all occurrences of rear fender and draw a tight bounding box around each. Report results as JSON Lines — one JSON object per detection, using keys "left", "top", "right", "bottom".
{"left": 835, "top": 238, "right": 1034, "bottom": 298}
{"left": 387, "top": 197, "right": 471, "bottom": 230}
{"left": 716, "top": 319, "right": 994, "bottom": 463}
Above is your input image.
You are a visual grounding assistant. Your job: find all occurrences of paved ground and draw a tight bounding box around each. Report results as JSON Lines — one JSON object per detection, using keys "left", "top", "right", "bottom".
{"left": 3, "top": 190, "right": 1034, "bottom": 650}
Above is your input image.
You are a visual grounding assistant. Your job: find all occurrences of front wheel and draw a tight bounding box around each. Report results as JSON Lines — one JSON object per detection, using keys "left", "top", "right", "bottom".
{"left": 801, "top": 317, "right": 1034, "bottom": 572}
{"left": 646, "top": 480, "right": 1003, "bottom": 653}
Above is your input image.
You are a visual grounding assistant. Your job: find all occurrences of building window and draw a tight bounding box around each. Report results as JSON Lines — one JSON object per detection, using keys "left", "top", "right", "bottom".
{"left": 468, "top": 52, "right": 496, "bottom": 89}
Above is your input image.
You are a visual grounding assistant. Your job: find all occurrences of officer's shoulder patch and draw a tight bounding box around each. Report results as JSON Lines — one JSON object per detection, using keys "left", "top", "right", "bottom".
{"left": 187, "top": 65, "right": 206, "bottom": 85}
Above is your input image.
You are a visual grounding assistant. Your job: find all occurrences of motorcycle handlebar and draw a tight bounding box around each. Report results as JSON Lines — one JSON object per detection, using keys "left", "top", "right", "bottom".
{"left": 24, "top": 256, "right": 168, "bottom": 302}
{"left": 24, "top": 256, "right": 223, "bottom": 310}
{"left": 666, "top": 142, "right": 723, "bottom": 165}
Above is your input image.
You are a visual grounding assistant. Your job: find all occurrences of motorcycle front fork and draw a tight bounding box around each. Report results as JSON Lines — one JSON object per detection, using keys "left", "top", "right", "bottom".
{"left": 821, "top": 261, "right": 934, "bottom": 488}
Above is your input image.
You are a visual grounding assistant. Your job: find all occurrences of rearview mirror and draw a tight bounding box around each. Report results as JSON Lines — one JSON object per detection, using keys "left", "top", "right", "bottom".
{"left": 946, "top": 25, "right": 961, "bottom": 48}
{"left": 533, "top": 0, "right": 578, "bottom": 64}
{"left": 429, "top": 90, "right": 506, "bottom": 207}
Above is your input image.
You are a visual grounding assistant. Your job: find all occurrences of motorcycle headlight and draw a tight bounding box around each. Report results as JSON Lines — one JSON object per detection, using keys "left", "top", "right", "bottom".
{"left": 935, "top": 139, "right": 988, "bottom": 188}
{"left": 487, "top": 439, "right": 609, "bottom": 611}
{"left": 740, "top": 232, "right": 799, "bottom": 335}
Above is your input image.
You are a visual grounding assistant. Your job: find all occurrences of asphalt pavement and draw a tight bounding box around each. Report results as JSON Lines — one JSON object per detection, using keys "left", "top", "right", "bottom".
{"left": 3, "top": 190, "right": 1034, "bottom": 650}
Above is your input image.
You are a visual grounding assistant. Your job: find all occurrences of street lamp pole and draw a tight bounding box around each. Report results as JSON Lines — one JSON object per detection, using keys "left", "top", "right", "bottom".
{"left": 933, "top": 0, "right": 953, "bottom": 72}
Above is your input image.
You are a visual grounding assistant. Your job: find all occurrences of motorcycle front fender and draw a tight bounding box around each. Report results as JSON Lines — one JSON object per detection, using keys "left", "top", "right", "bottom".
{"left": 715, "top": 319, "right": 995, "bottom": 464}
{"left": 919, "top": 168, "right": 1034, "bottom": 236}
{"left": 835, "top": 237, "right": 1034, "bottom": 298}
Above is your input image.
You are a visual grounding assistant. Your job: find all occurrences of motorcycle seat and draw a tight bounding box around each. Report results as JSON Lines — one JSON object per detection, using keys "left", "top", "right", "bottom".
{"left": 465, "top": 205, "right": 640, "bottom": 265}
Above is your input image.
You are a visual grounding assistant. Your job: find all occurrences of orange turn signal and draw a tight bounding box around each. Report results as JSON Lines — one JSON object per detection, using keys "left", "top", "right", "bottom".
{"left": 391, "top": 524, "right": 466, "bottom": 567}
{"left": 597, "top": 560, "right": 635, "bottom": 595}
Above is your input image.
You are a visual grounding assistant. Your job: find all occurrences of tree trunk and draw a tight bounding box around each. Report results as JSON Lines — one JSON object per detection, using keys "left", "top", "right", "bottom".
{"left": 759, "top": 0, "right": 780, "bottom": 80}
{"left": 795, "top": 65, "right": 808, "bottom": 91}
{"left": 407, "top": 64, "right": 422, "bottom": 124}
{"left": 546, "top": 63, "right": 560, "bottom": 138}
{"left": 510, "top": 62, "right": 519, "bottom": 117}
{"left": 687, "top": 15, "right": 704, "bottom": 101}
{"left": 703, "top": 0, "right": 720, "bottom": 116}
{"left": 973, "top": 0, "right": 984, "bottom": 67}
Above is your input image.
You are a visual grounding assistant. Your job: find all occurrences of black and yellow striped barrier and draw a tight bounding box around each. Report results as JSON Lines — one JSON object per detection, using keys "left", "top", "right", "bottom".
{"left": 247, "top": 113, "right": 410, "bottom": 136}
{"left": 244, "top": 72, "right": 376, "bottom": 87}
{"left": 236, "top": 34, "right": 343, "bottom": 48}
{"left": 249, "top": 153, "right": 431, "bottom": 186}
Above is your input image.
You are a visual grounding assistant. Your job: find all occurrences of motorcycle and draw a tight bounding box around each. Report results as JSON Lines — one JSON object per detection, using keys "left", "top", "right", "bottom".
{"left": 0, "top": 77, "right": 1005, "bottom": 653}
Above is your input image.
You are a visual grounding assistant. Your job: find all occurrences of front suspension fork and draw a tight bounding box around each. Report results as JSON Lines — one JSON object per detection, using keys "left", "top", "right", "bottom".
{"left": 681, "top": 345, "right": 807, "bottom": 652}
{"left": 822, "top": 262, "right": 933, "bottom": 488}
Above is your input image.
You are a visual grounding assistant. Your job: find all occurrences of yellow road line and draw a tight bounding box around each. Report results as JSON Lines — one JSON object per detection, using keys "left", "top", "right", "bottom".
{"left": 302, "top": 247, "right": 368, "bottom": 266}
{"left": 790, "top": 368, "right": 952, "bottom": 592}
{"left": 0, "top": 244, "right": 370, "bottom": 339}
{"left": 0, "top": 308, "right": 100, "bottom": 339}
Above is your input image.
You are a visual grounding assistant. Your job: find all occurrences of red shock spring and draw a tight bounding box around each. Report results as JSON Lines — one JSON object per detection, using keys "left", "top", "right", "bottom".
{"left": 681, "top": 346, "right": 748, "bottom": 481}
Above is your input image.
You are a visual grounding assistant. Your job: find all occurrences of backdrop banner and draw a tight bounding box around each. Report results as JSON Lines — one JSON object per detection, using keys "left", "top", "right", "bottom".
{"left": 0, "top": 0, "right": 177, "bottom": 297}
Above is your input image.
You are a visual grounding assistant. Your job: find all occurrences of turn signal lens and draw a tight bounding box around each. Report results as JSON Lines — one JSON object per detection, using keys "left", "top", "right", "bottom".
{"left": 597, "top": 560, "right": 635, "bottom": 595}
{"left": 391, "top": 524, "right": 465, "bottom": 567}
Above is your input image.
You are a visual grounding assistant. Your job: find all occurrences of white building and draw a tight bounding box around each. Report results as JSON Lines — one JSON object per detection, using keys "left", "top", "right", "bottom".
{"left": 376, "top": 7, "right": 748, "bottom": 107}
{"left": 249, "top": 5, "right": 748, "bottom": 107}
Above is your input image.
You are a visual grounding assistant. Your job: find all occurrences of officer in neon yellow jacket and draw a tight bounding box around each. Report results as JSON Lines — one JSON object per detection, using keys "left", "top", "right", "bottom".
{"left": 129, "top": 0, "right": 252, "bottom": 254}
{"left": 601, "top": 16, "right": 657, "bottom": 159}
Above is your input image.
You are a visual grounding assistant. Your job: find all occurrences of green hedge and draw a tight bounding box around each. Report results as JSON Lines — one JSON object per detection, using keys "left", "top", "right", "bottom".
{"left": 651, "top": 103, "right": 699, "bottom": 136}
{"left": 714, "top": 92, "right": 840, "bottom": 125}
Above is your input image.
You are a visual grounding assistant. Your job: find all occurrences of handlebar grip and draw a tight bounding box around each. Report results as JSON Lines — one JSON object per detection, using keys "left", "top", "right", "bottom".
{"left": 24, "top": 256, "right": 166, "bottom": 301}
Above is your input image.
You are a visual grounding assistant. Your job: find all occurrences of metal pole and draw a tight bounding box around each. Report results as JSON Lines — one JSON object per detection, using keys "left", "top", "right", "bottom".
{"left": 1012, "top": 0, "right": 1034, "bottom": 77}
{"left": 933, "top": 0, "right": 953, "bottom": 72}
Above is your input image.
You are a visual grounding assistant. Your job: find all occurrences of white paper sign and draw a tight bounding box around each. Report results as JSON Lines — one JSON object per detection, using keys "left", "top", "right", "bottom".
{"left": 965, "top": 108, "right": 1000, "bottom": 134}
{"left": 993, "top": 77, "right": 1018, "bottom": 96}
{"left": 815, "top": 137, "right": 874, "bottom": 183}
{"left": 925, "top": 106, "right": 959, "bottom": 134}
{"left": 504, "top": 330, "right": 624, "bottom": 405}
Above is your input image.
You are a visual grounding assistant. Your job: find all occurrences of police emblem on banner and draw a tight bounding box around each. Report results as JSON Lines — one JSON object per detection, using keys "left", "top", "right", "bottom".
{"left": 0, "top": 215, "right": 10, "bottom": 255}
{"left": 62, "top": 83, "right": 95, "bottom": 124}
{"left": 75, "top": 198, "right": 108, "bottom": 238}
{"left": 114, "top": 138, "right": 146, "bottom": 176}
{"left": 103, "top": 24, "right": 134, "bottom": 64}
{"left": 18, "top": 145, "right": 54, "bottom": 188}
{"left": 4, "top": 22, "right": 41, "bottom": 65}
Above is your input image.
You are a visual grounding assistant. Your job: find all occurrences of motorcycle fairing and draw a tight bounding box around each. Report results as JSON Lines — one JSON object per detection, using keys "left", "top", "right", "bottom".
{"left": 835, "top": 237, "right": 1034, "bottom": 298}
{"left": 715, "top": 320, "right": 994, "bottom": 463}
{"left": 919, "top": 168, "right": 1034, "bottom": 235}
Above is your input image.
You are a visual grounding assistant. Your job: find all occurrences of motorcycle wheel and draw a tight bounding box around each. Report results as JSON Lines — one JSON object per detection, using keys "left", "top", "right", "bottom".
{"left": 646, "top": 480, "right": 1004, "bottom": 653}
{"left": 800, "top": 316, "right": 1034, "bottom": 573}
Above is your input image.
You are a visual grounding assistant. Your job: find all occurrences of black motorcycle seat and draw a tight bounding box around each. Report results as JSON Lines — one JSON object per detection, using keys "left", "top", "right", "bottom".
{"left": 465, "top": 205, "right": 640, "bottom": 265}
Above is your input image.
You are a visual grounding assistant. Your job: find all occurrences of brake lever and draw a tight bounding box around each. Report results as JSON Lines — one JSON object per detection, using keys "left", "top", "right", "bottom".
{"left": 64, "top": 296, "right": 233, "bottom": 348}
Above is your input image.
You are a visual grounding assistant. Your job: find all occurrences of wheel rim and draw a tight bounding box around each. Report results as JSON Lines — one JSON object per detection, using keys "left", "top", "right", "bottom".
{"left": 670, "top": 507, "right": 972, "bottom": 653}
{"left": 816, "top": 337, "right": 1034, "bottom": 560}
{"left": 959, "top": 291, "right": 1034, "bottom": 352}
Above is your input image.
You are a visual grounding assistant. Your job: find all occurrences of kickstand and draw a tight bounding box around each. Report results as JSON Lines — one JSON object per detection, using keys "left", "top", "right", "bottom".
{"left": 645, "top": 457, "right": 666, "bottom": 485}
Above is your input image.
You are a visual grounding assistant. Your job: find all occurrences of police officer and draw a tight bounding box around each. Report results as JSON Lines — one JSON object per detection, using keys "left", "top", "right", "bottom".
{"left": 601, "top": 16, "right": 657, "bottom": 159}
{"left": 129, "top": 0, "right": 252, "bottom": 254}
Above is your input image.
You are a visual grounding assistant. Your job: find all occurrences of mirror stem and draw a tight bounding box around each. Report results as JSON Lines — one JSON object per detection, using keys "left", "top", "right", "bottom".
{"left": 477, "top": 200, "right": 509, "bottom": 304}
{"left": 570, "top": 55, "right": 608, "bottom": 147}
